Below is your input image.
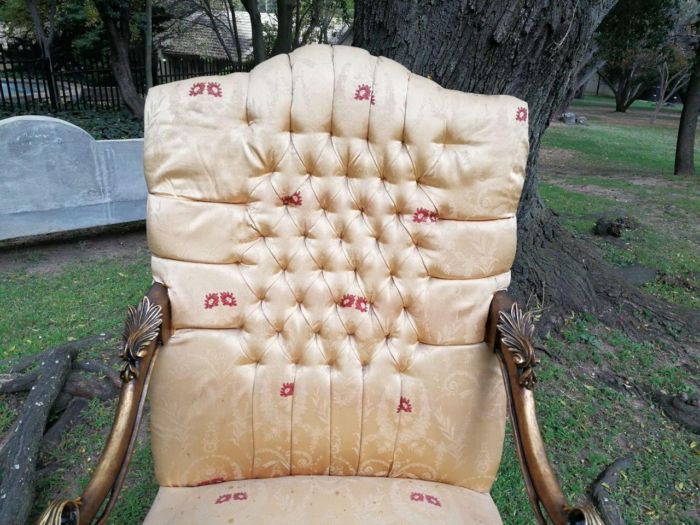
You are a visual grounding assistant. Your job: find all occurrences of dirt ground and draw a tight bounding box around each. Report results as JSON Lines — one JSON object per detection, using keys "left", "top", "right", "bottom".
{"left": 0, "top": 229, "right": 148, "bottom": 275}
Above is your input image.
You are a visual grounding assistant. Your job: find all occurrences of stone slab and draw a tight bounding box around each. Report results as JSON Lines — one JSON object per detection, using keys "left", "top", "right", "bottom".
{"left": 0, "top": 116, "right": 145, "bottom": 242}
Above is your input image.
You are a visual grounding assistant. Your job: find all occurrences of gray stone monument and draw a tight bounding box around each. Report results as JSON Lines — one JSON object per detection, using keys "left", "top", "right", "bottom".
{"left": 0, "top": 116, "right": 145, "bottom": 243}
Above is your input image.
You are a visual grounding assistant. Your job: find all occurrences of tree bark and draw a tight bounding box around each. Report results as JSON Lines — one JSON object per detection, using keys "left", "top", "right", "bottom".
{"left": 675, "top": 46, "right": 700, "bottom": 176}
{"left": 242, "top": 0, "right": 267, "bottom": 64}
{"left": 272, "top": 0, "right": 295, "bottom": 56}
{"left": 354, "top": 1, "right": 699, "bottom": 335}
{"left": 94, "top": 0, "right": 145, "bottom": 118}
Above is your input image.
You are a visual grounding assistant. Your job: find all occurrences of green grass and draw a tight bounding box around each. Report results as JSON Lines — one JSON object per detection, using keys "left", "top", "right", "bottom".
{"left": 0, "top": 258, "right": 151, "bottom": 366}
{"left": 569, "top": 94, "right": 683, "bottom": 113}
{"left": 542, "top": 121, "right": 685, "bottom": 173}
{"left": 542, "top": 94, "right": 698, "bottom": 174}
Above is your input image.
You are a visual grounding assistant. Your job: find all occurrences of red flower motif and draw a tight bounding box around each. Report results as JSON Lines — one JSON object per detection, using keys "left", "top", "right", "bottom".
{"left": 215, "top": 492, "right": 248, "bottom": 504}
{"left": 354, "top": 83, "right": 376, "bottom": 105}
{"left": 426, "top": 495, "right": 441, "bottom": 507}
{"left": 189, "top": 82, "right": 206, "bottom": 97}
{"left": 204, "top": 292, "right": 219, "bottom": 309}
{"left": 354, "top": 296, "right": 369, "bottom": 313}
{"left": 281, "top": 191, "right": 302, "bottom": 206}
{"left": 220, "top": 292, "right": 237, "bottom": 307}
{"left": 412, "top": 207, "right": 438, "bottom": 223}
{"left": 410, "top": 492, "right": 425, "bottom": 502}
{"left": 515, "top": 106, "right": 528, "bottom": 122}
{"left": 397, "top": 396, "right": 412, "bottom": 413}
{"left": 207, "top": 81, "right": 223, "bottom": 97}
{"left": 339, "top": 293, "right": 356, "bottom": 308}
{"left": 280, "top": 382, "right": 295, "bottom": 397}
{"left": 215, "top": 494, "right": 231, "bottom": 504}
{"left": 196, "top": 477, "right": 225, "bottom": 487}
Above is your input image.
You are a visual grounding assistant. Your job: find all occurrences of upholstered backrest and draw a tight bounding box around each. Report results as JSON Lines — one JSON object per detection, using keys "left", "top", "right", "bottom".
{"left": 145, "top": 44, "right": 528, "bottom": 493}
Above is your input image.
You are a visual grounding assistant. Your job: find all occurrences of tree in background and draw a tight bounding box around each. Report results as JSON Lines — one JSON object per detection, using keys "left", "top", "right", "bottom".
{"left": 675, "top": 20, "right": 700, "bottom": 175}
{"left": 597, "top": 0, "right": 678, "bottom": 112}
{"left": 355, "top": 0, "right": 695, "bottom": 333}
{"left": 92, "top": 0, "right": 144, "bottom": 117}
{"left": 650, "top": 1, "right": 699, "bottom": 123}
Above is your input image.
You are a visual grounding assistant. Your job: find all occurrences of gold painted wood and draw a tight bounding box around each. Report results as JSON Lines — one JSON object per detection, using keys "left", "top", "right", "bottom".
{"left": 487, "top": 291, "right": 604, "bottom": 525}
{"left": 37, "top": 283, "right": 170, "bottom": 525}
{"left": 36, "top": 498, "right": 80, "bottom": 525}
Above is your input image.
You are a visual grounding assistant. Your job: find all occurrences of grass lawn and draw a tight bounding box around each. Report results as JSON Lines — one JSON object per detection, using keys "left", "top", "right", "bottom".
{"left": 0, "top": 94, "right": 698, "bottom": 524}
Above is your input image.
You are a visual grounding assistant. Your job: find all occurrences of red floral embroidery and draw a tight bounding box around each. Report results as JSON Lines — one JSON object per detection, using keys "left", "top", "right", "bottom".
{"left": 204, "top": 292, "right": 220, "bottom": 309}
{"left": 410, "top": 492, "right": 442, "bottom": 507}
{"left": 412, "top": 207, "right": 438, "bottom": 223}
{"left": 410, "top": 492, "right": 425, "bottom": 501}
{"left": 215, "top": 492, "right": 247, "bottom": 504}
{"left": 515, "top": 106, "right": 528, "bottom": 122}
{"left": 281, "top": 191, "right": 302, "bottom": 206}
{"left": 426, "top": 495, "right": 441, "bottom": 507}
{"left": 196, "top": 477, "right": 225, "bottom": 487}
{"left": 355, "top": 296, "right": 369, "bottom": 312}
{"left": 354, "top": 83, "right": 376, "bottom": 105}
{"left": 207, "top": 81, "right": 223, "bottom": 97}
{"left": 215, "top": 494, "right": 231, "bottom": 504}
{"left": 339, "top": 293, "right": 356, "bottom": 308}
{"left": 220, "top": 292, "right": 237, "bottom": 307}
{"left": 189, "top": 82, "right": 206, "bottom": 97}
{"left": 397, "top": 396, "right": 412, "bottom": 413}
{"left": 280, "top": 382, "right": 295, "bottom": 397}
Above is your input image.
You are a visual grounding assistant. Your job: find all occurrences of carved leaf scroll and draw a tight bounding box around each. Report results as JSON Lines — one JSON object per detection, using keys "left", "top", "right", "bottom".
{"left": 120, "top": 296, "right": 162, "bottom": 382}
{"left": 497, "top": 303, "right": 540, "bottom": 389}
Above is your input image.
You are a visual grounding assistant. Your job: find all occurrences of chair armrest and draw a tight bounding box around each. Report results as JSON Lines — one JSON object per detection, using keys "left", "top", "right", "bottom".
{"left": 486, "top": 291, "right": 603, "bottom": 525}
{"left": 38, "top": 282, "right": 171, "bottom": 525}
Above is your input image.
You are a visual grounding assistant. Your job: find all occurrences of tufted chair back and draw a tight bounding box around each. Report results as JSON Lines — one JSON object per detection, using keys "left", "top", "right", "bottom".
{"left": 145, "top": 44, "right": 528, "bottom": 494}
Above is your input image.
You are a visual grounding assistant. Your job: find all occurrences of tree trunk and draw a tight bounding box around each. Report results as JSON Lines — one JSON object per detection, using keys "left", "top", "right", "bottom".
{"left": 95, "top": 1, "right": 145, "bottom": 118}
{"left": 242, "top": 0, "right": 267, "bottom": 64}
{"left": 272, "top": 0, "right": 295, "bottom": 56}
{"left": 146, "top": 0, "right": 153, "bottom": 89}
{"left": 109, "top": 29, "right": 145, "bottom": 118}
{"left": 675, "top": 48, "right": 700, "bottom": 176}
{"left": 354, "top": 0, "right": 698, "bottom": 334}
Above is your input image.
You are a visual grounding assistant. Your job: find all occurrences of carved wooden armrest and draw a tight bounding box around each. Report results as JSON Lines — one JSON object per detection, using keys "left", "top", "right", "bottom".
{"left": 38, "top": 283, "right": 171, "bottom": 525}
{"left": 486, "top": 291, "right": 603, "bottom": 525}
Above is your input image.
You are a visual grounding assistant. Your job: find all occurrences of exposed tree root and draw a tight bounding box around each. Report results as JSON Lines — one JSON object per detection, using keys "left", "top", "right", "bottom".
{"left": 512, "top": 204, "right": 700, "bottom": 344}
{"left": 591, "top": 456, "right": 634, "bottom": 525}
{"left": 0, "top": 344, "right": 79, "bottom": 525}
{"left": 652, "top": 391, "right": 700, "bottom": 434}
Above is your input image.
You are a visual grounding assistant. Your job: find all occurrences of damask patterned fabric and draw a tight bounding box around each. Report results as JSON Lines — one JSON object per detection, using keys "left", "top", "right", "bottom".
{"left": 145, "top": 43, "right": 528, "bottom": 502}
{"left": 143, "top": 475, "right": 502, "bottom": 525}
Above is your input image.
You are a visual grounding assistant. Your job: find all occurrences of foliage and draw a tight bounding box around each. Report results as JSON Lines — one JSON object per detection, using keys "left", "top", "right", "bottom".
{"left": 0, "top": 107, "right": 143, "bottom": 139}
{"left": 597, "top": 0, "right": 690, "bottom": 111}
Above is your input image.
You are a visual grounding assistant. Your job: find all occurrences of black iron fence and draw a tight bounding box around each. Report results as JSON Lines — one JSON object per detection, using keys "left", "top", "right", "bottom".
{"left": 0, "top": 47, "right": 253, "bottom": 112}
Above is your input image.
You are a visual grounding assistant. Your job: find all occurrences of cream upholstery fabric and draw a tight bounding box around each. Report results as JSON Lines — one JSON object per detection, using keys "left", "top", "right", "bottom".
{"left": 143, "top": 475, "right": 502, "bottom": 525}
{"left": 145, "top": 44, "right": 528, "bottom": 496}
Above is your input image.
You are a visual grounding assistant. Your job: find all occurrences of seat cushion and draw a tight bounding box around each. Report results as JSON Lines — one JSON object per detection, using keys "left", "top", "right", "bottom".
{"left": 143, "top": 475, "right": 502, "bottom": 525}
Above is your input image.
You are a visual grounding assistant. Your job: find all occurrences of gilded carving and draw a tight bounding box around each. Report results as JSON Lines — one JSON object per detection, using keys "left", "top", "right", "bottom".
{"left": 497, "top": 303, "right": 540, "bottom": 389}
{"left": 120, "top": 296, "right": 162, "bottom": 382}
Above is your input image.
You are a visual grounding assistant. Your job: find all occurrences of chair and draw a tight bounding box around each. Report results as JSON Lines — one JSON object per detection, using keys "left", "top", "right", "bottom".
{"left": 40, "top": 44, "right": 602, "bottom": 525}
